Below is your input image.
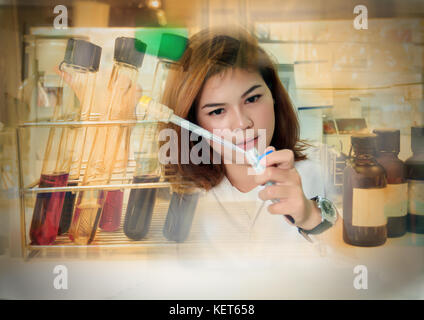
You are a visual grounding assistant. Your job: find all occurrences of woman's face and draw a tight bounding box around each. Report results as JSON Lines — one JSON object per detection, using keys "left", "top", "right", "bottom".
{"left": 196, "top": 68, "right": 275, "bottom": 163}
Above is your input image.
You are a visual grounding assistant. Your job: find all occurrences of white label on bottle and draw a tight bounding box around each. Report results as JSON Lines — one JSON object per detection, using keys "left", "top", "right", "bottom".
{"left": 352, "top": 188, "right": 387, "bottom": 227}
{"left": 384, "top": 183, "right": 408, "bottom": 218}
{"left": 408, "top": 180, "right": 424, "bottom": 216}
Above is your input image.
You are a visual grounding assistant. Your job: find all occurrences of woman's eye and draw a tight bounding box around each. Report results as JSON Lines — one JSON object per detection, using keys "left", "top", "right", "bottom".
{"left": 208, "top": 108, "right": 225, "bottom": 116}
{"left": 246, "top": 94, "right": 261, "bottom": 104}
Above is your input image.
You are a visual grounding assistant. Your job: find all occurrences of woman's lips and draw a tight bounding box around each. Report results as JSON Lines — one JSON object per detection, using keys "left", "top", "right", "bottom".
{"left": 236, "top": 136, "right": 258, "bottom": 150}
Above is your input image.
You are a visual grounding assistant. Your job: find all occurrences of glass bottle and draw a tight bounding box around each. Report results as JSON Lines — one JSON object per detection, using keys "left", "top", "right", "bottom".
{"left": 151, "top": 33, "right": 187, "bottom": 101}
{"left": 30, "top": 39, "right": 101, "bottom": 245}
{"left": 343, "top": 134, "right": 387, "bottom": 247}
{"left": 405, "top": 126, "right": 424, "bottom": 234}
{"left": 163, "top": 185, "right": 200, "bottom": 242}
{"left": 373, "top": 129, "right": 407, "bottom": 237}
{"left": 69, "top": 37, "right": 146, "bottom": 244}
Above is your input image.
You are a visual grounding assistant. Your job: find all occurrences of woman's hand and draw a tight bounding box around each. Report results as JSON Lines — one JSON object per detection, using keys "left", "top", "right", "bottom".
{"left": 255, "top": 147, "right": 322, "bottom": 230}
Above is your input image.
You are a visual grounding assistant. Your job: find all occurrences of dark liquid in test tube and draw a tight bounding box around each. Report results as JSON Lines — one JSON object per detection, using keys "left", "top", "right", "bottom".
{"left": 30, "top": 173, "right": 69, "bottom": 245}
{"left": 57, "top": 181, "right": 78, "bottom": 235}
{"left": 163, "top": 192, "right": 199, "bottom": 242}
{"left": 124, "top": 176, "right": 159, "bottom": 240}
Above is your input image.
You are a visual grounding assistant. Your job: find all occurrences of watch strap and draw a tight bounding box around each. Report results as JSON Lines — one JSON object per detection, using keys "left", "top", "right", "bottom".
{"left": 299, "top": 219, "right": 332, "bottom": 235}
{"left": 297, "top": 196, "right": 336, "bottom": 242}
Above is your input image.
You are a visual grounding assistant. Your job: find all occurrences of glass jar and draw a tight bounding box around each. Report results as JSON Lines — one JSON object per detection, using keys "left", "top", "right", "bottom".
{"left": 405, "top": 126, "right": 424, "bottom": 234}
{"left": 343, "top": 134, "right": 387, "bottom": 247}
{"left": 374, "top": 129, "right": 407, "bottom": 237}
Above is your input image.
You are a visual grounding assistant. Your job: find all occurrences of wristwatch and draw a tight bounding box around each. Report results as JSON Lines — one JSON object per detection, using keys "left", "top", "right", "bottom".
{"left": 298, "top": 196, "right": 339, "bottom": 243}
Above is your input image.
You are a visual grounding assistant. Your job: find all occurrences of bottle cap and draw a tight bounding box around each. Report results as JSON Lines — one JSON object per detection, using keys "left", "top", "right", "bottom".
{"left": 63, "top": 39, "right": 102, "bottom": 72}
{"left": 114, "top": 37, "right": 147, "bottom": 68}
{"left": 411, "top": 126, "right": 424, "bottom": 152}
{"left": 157, "top": 33, "right": 188, "bottom": 61}
{"left": 373, "top": 128, "right": 400, "bottom": 153}
{"left": 351, "top": 133, "right": 377, "bottom": 155}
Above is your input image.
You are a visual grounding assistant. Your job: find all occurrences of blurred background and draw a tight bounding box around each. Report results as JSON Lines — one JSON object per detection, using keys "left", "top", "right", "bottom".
{"left": 0, "top": 0, "right": 423, "bottom": 299}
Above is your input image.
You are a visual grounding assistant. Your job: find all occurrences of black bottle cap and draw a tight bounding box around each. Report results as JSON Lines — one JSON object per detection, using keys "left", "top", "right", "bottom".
{"left": 373, "top": 128, "right": 400, "bottom": 153}
{"left": 411, "top": 126, "right": 424, "bottom": 152}
{"left": 63, "top": 39, "right": 102, "bottom": 72}
{"left": 114, "top": 37, "right": 147, "bottom": 68}
{"left": 351, "top": 133, "right": 377, "bottom": 155}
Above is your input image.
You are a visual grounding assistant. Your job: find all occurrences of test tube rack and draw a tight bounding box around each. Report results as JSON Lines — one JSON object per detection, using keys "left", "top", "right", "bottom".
{"left": 15, "top": 119, "right": 202, "bottom": 259}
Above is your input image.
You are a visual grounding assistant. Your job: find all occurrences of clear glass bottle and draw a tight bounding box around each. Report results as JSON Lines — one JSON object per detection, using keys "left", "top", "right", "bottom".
{"left": 151, "top": 33, "right": 187, "bottom": 101}
{"left": 30, "top": 39, "right": 101, "bottom": 245}
{"left": 405, "top": 126, "right": 424, "bottom": 234}
{"left": 163, "top": 185, "right": 199, "bottom": 242}
{"left": 343, "top": 134, "right": 388, "bottom": 247}
{"left": 374, "top": 129, "right": 408, "bottom": 237}
{"left": 69, "top": 37, "right": 146, "bottom": 244}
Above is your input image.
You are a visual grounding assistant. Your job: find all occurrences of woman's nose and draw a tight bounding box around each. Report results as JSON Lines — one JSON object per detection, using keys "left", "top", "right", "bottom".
{"left": 232, "top": 107, "right": 253, "bottom": 131}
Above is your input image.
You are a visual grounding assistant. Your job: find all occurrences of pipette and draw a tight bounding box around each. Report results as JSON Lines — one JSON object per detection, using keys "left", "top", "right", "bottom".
{"left": 139, "top": 96, "right": 246, "bottom": 155}
{"left": 138, "top": 96, "right": 274, "bottom": 170}
{"left": 137, "top": 96, "right": 296, "bottom": 224}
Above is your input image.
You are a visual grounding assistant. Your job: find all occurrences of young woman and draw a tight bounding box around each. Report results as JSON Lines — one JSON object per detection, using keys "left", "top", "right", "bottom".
{"left": 161, "top": 27, "right": 340, "bottom": 245}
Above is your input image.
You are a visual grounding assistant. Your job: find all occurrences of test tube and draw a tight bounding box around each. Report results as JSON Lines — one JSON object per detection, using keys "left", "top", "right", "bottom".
{"left": 57, "top": 45, "right": 101, "bottom": 235}
{"left": 163, "top": 185, "right": 200, "bottom": 242}
{"left": 98, "top": 130, "right": 130, "bottom": 232}
{"left": 151, "top": 33, "right": 187, "bottom": 101}
{"left": 30, "top": 39, "right": 101, "bottom": 245}
{"left": 120, "top": 35, "right": 187, "bottom": 240}
{"left": 123, "top": 122, "right": 161, "bottom": 240}
{"left": 69, "top": 37, "right": 146, "bottom": 244}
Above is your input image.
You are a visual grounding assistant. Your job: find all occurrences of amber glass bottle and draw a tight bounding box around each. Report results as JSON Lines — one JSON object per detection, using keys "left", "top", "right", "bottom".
{"left": 343, "top": 134, "right": 387, "bottom": 246}
{"left": 405, "top": 126, "right": 424, "bottom": 234}
{"left": 374, "top": 129, "right": 407, "bottom": 237}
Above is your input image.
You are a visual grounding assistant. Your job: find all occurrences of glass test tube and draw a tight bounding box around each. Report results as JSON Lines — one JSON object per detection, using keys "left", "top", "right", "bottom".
{"left": 163, "top": 185, "right": 200, "bottom": 242}
{"left": 151, "top": 33, "right": 188, "bottom": 101}
{"left": 58, "top": 47, "right": 101, "bottom": 235}
{"left": 123, "top": 121, "right": 161, "bottom": 240}
{"left": 30, "top": 39, "right": 101, "bottom": 245}
{"left": 98, "top": 130, "right": 130, "bottom": 232}
{"left": 122, "top": 34, "right": 187, "bottom": 240}
{"left": 69, "top": 37, "right": 146, "bottom": 244}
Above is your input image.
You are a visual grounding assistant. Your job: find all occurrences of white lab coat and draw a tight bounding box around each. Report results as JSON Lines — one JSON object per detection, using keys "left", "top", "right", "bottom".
{"left": 186, "top": 148, "right": 328, "bottom": 257}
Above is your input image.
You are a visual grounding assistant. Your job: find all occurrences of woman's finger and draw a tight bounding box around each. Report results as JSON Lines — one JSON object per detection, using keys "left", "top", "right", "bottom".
{"left": 259, "top": 148, "right": 295, "bottom": 169}
{"left": 266, "top": 201, "right": 299, "bottom": 224}
{"left": 258, "top": 184, "right": 299, "bottom": 201}
{"left": 253, "top": 166, "right": 300, "bottom": 186}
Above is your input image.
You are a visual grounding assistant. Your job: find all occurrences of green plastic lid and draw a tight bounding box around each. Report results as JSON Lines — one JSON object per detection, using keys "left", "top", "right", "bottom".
{"left": 157, "top": 33, "right": 188, "bottom": 61}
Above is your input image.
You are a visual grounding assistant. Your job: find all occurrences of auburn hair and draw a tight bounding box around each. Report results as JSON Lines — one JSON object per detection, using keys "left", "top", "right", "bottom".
{"left": 160, "top": 26, "right": 307, "bottom": 191}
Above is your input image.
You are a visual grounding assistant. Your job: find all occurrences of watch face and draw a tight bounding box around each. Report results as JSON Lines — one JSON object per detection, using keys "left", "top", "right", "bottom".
{"left": 320, "top": 198, "right": 338, "bottom": 224}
